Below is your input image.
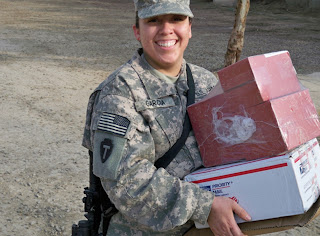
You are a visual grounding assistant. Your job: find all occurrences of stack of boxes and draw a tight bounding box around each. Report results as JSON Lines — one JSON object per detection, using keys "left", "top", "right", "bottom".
{"left": 185, "top": 51, "right": 320, "bottom": 227}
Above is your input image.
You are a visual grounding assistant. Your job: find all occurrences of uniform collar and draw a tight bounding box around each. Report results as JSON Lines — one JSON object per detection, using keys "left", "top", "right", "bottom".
{"left": 131, "top": 49, "right": 189, "bottom": 99}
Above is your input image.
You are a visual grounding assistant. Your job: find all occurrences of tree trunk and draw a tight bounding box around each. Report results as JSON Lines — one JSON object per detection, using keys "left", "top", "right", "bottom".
{"left": 224, "top": 0, "right": 250, "bottom": 67}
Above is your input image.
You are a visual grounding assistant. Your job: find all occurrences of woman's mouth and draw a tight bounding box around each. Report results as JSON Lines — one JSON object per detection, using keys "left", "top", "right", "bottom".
{"left": 156, "top": 40, "right": 177, "bottom": 47}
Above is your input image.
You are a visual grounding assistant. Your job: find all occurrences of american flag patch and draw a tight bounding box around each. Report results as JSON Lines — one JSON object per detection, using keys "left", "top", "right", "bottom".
{"left": 97, "top": 113, "right": 130, "bottom": 136}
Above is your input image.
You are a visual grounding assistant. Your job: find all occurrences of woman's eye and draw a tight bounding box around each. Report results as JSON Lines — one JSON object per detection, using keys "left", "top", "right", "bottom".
{"left": 147, "top": 18, "right": 157, "bottom": 23}
{"left": 173, "top": 16, "right": 187, "bottom": 22}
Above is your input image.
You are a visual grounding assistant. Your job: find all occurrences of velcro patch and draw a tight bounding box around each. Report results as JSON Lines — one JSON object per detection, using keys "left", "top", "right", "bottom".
{"left": 135, "top": 96, "right": 175, "bottom": 112}
{"left": 98, "top": 112, "right": 130, "bottom": 137}
{"left": 93, "top": 131, "right": 126, "bottom": 180}
{"left": 100, "top": 138, "right": 113, "bottom": 163}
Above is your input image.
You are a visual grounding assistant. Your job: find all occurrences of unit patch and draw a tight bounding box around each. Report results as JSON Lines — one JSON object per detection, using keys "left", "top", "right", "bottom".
{"left": 93, "top": 130, "right": 127, "bottom": 180}
{"left": 100, "top": 138, "right": 113, "bottom": 163}
{"left": 98, "top": 112, "right": 130, "bottom": 137}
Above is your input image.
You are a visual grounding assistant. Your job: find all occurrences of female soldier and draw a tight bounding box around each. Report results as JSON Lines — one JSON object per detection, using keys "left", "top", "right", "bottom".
{"left": 82, "top": 0, "right": 251, "bottom": 235}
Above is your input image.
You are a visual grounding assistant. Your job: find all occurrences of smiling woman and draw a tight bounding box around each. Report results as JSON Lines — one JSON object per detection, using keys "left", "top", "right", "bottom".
{"left": 81, "top": 0, "right": 250, "bottom": 235}
{"left": 133, "top": 14, "right": 192, "bottom": 76}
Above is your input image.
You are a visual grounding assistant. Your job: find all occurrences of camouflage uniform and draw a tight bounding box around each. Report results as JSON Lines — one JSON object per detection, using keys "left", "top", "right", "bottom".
{"left": 82, "top": 49, "right": 218, "bottom": 235}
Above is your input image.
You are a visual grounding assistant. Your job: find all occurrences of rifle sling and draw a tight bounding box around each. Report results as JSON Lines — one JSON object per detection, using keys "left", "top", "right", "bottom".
{"left": 154, "top": 64, "right": 195, "bottom": 169}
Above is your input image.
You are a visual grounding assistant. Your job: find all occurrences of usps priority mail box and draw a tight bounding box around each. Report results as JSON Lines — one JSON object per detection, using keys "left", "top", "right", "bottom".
{"left": 185, "top": 138, "right": 320, "bottom": 228}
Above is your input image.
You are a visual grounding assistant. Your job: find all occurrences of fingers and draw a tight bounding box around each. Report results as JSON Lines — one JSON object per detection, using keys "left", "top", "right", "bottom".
{"left": 230, "top": 220, "right": 245, "bottom": 236}
{"left": 209, "top": 222, "right": 232, "bottom": 236}
{"left": 229, "top": 199, "right": 250, "bottom": 236}
{"left": 210, "top": 219, "right": 245, "bottom": 236}
{"left": 207, "top": 196, "right": 251, "bottom": 236}
{"left": 213, "top": 218, "right": 243, "bottom": 236}
{"left": 232, "top": 201, "right": 251, "bottom": 222}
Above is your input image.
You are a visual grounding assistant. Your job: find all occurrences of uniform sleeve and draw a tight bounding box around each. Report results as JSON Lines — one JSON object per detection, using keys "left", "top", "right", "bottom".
{"left": 92, "top": 94, "right": 214, "bottom": 232}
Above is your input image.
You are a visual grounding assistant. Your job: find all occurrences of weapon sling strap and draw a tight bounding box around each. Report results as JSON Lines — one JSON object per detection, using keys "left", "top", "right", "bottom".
{"left": 154, "top": 64, "right": 195, "bottom": 169}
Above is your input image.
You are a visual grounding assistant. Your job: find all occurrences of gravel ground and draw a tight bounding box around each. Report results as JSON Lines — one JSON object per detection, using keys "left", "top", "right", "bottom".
{"left": 0, "top": 0, "right": 319, "bottom": 235}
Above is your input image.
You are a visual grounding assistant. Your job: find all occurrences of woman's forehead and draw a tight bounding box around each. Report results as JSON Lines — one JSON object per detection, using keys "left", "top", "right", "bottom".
{"left": 142, "top": 14, "right": 188, "bottom": 20}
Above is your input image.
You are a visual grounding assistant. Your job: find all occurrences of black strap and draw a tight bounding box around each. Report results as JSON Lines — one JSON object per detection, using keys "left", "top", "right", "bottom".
{"left": 154, "top": 64, "right": 195, "bottom": 169}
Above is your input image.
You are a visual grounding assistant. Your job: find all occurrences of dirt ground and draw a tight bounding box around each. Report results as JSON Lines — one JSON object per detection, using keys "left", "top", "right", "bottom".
{"left": 0, "top": 0, "right": 320, "bottom": 235}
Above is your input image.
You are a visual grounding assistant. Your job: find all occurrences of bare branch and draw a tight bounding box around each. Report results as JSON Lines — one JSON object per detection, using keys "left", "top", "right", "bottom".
{"left": 224, "top": 0, "right": 250, "bottom": 67}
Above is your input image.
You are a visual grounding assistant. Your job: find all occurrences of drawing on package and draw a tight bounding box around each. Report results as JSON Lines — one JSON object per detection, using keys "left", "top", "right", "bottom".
{"left": 212, "top": 105, "right": 256, "bottom": 145}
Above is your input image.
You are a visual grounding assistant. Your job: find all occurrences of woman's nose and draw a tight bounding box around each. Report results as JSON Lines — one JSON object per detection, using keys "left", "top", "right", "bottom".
{"left": 159, "top": 21, "right": 173, "bottom": 34}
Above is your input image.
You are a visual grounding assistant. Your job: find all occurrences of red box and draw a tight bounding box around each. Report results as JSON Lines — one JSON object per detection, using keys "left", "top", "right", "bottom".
{"left": 217, "top": 51, "right": 302, "bottom": 101}
{"left": 188, "top": 88, "right": 320, "bottom": 167}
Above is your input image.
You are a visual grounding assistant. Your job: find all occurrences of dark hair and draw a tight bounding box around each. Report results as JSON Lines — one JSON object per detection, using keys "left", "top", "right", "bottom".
{"left": 135, "top": 11, "right": 139, "bottom": 28}
{"left": 135, "top": 12, "right": 193, "bottom": 29}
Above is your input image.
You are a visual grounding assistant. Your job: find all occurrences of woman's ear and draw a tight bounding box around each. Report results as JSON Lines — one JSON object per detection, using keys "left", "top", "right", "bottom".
{"left": 132, "top": 25, "right": 140, "bottom": 41}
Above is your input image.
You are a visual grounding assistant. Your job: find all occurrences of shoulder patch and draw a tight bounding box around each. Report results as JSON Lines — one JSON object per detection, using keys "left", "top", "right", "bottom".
{"left": 100, "top": 138, "right": 113, "bottom": 163}
{"left": 93, "top": 131, "right": 127, "bottom": 180}
{"left": 98, "top": 112, "right": 130, "bottom": 137}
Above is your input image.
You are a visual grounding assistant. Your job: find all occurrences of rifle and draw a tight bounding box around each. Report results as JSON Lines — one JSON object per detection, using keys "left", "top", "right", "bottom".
{"left": 71, "top": 150, "right": 118, "bottom": 236}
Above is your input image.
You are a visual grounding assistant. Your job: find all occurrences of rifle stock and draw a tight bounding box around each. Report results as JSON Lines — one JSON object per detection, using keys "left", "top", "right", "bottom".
{"left": 71, "top": 150, "right": 102, "bottom": 236}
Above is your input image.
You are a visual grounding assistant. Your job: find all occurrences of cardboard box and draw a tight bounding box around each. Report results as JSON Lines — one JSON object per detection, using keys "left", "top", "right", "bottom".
{"left": 188, "top": 87, "right": 320, "bottom": 167}
{"left": 184, "top": 139, "right": 320, "bottom": 229}
{"left": 217, "top": 51, "right": 301, "bottom": 100}
{"left": 304, "top": 138, "right": 320, "bottom": 189}
{"left": 185, "top": 196, "right": 320, "bottom": 236}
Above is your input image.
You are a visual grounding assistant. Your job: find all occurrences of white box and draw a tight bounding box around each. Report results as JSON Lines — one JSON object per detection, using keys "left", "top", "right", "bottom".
{"left": 185, "top": 138, "right": 320, "bottom": 228}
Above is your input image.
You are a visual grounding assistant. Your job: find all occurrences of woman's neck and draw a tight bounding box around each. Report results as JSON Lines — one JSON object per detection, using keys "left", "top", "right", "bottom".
{"left": 143, "top": 53, "right": 183, "bottom": 77}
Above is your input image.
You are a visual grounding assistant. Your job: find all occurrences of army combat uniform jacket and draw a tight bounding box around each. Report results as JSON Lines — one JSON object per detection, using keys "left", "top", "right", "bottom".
{"left": 82, "top": 49, "right": 218, "bottom": 235}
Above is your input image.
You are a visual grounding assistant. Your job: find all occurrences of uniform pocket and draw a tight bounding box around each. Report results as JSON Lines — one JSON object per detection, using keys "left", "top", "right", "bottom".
{"left": 165, "top": 133, "right": 203, "bottom": 179}
{"left": 155, "top": 113, "right": 177, "bottom": 146}
{"left": 155, "top": 111, "right": 184, "bottom": 147}
{"left": 165, "top": 145, "right": 195, "bottom": 179}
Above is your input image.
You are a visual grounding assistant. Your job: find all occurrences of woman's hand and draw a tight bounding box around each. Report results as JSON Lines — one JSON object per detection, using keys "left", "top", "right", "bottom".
{"left": 207, "top": 196, "right": 251, "bottom": 236}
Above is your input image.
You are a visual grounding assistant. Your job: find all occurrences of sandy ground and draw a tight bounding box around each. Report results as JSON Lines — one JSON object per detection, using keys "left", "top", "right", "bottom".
{"left": 0, "top": 0, "right": 320, "bottom": 235}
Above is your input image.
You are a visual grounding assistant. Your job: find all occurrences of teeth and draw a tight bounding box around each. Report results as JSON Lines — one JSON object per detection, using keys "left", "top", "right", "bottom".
{"left": 157, "top": 40, "right": 176, "bottom": 47}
